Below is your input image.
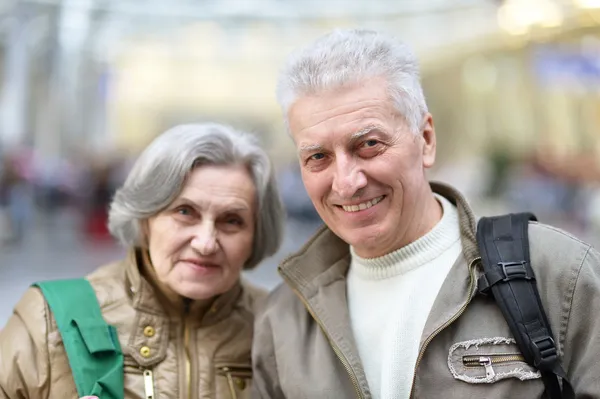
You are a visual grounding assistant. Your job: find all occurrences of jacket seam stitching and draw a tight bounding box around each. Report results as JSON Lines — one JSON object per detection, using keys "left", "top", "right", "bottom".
{"left": 265, "top": 312, "right": 282, "bottom": 398}
{"left": 533, "top": 223, "right": 589, "bottom": 246}
{"left": 42, "top": 291, "right": 52, "bottom": 399}
{"left": 560, "top": 245, "right": 591, "bottom": 359}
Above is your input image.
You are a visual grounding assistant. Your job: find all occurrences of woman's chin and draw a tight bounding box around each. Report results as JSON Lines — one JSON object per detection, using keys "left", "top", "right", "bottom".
{"left": 173, "top": 280, "right": 230, "bottom": 301}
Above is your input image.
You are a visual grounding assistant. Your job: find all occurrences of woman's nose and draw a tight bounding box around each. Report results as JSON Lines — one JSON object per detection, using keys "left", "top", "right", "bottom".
{"left": 190, "top": 222, "right": 219, "bottom": 255}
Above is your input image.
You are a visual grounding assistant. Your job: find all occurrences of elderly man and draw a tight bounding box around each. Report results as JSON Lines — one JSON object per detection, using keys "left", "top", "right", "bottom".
{"left": 252, "top": 29, "right": 600, "bottom": 398}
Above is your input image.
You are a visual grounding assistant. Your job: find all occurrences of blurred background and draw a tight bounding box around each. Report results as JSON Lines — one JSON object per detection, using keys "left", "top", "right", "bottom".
{"left": 1, "top": 0, "right": 599, "bottom": 326}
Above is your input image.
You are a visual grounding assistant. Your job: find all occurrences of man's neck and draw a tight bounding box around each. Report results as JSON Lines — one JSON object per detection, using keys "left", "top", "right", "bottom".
{"left": 408, "top": 192, "right": 444, "bottom": 245}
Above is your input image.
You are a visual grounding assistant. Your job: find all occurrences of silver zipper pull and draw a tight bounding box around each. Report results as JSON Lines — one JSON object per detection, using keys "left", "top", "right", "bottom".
{"left": 479, "top": 356, "right": 496, "bottom": 381}
{"left": 143, "top": 369, "right": 155, "bottom": 399}
{"left": 223, "top": 368, "right": 239, "bottom": 399}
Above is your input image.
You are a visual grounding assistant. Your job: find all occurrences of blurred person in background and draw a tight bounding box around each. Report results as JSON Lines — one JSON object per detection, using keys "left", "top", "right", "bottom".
{"left": 82, "top": 161, "right": 118, "bottom": 242}
{"left": 252, "top": 29, "right": 600, "bottom": 398}
{"left": 0, "top": 123, "right": 285, "bottom": 399}
{"left": 278, "top": 161, "right": 321, "bottom": 222}
{"left": 0, "top": 154, "right": 33, "bottom": 245}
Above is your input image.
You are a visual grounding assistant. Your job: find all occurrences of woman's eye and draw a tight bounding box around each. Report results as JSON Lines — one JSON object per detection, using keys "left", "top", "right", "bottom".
{"left": 227, "top": 218, "right": 242, "bottom": 225}
{"left": 221, "top": 216, "right": 245, "bottom": 230}
{"left": 176, "top": 206, "right": 193, "bottom": 216}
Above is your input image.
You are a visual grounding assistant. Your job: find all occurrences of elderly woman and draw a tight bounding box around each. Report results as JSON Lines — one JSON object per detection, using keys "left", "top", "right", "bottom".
{"left": 0, "top": 123, "right": 284, "bottom": 399}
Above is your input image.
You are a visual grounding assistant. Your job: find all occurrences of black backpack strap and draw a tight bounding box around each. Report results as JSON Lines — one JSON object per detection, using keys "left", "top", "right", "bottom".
{"left": 476, "top": 213, "right": 574, "bottom": 399}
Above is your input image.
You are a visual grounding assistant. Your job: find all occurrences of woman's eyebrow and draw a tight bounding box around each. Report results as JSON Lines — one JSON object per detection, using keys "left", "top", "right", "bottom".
{"left": 221, "top": 206, "right": 250, "bottom": 214}
{"left": 176, "top": 197, "right": 250, "bottom": 213}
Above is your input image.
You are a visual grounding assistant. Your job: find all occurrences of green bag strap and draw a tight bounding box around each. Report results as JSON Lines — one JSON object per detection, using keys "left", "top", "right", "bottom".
{"left": 34, "top": 279, "right": 124, "bottom": 399}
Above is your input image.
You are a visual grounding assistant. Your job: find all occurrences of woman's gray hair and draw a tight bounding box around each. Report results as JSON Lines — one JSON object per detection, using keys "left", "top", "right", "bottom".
{"left": 108, "top": 123, "right": 285, "bottom": 269}
{"left": 277, "top": 28, "right": 428, "bottom": 134}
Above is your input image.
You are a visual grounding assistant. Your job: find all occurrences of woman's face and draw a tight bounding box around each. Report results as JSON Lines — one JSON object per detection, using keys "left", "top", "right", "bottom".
{"left": 146, "top": 164, "right": 256, "bottom": 300}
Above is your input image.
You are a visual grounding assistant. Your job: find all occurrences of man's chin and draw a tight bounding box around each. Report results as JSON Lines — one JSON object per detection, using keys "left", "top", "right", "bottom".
{"left": 341, "top": 228, "right": 391, "bottom": 258}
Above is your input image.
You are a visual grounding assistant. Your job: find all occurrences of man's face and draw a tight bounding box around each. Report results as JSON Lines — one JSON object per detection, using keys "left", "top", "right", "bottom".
{"left": 289, "top": 77, "right": 437, "bottom": 258}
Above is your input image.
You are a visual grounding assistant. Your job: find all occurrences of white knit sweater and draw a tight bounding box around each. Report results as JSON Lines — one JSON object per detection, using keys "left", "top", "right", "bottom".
{"left": 347, "top": 195, "right": 463, "bottom": 399}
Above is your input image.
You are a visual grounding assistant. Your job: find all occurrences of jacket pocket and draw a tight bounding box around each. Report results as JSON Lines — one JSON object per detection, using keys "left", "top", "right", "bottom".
{"left": 124, "top": 355, "right": 156, "bottom": 399}
{"left": 448, "top": 337, "right": 541, "bottom": 384}
{"left": 215, "top": 363, "right": 252, "bottom": 399}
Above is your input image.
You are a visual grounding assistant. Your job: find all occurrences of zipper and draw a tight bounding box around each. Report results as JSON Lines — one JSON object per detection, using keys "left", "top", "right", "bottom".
{"left": 123, "top": 359, "right": 155, "bottom": 398}
{"left": 409, "top": 256, "right": 480, "bottom": 398}
{"left": 143, "top": 369, "right": 155, "bottom": 399}
{"left": 463, "top": 354, "right": 526, "bottom": 380}
{"left": 280, "top": 272, "right": 364, "bottom": 399}
{"left": 184, "top": 323, "right": 191, "bottom": 399}
{"left": 184, "top": 319, "right": 192, "bottom": 399}
{"left": 463, "top": 354, "right": 525, "bottom": 367}
{"left": 180, "top": 301, "right": 192, "bottom": 399}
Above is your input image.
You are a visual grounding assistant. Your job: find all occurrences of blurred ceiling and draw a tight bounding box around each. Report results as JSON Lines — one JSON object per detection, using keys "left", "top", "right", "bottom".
{"left": 1, "top": 0, "right": 597, "bottom": 65}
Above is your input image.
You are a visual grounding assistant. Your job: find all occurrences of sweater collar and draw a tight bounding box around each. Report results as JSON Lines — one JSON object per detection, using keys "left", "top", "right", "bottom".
{"left": 349, "top": 194, "right": 460, "bottom": 280}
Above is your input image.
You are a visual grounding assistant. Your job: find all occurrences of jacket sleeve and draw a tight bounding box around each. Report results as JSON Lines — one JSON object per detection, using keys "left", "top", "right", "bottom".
{"left": 0, "top": 287, "right": 51, "bottom": 399}
{"left": 562, "top": 245, "right": 600, "bottom": 397}
{"left": 251, "top": 305, "right": 284, "bottom": 399}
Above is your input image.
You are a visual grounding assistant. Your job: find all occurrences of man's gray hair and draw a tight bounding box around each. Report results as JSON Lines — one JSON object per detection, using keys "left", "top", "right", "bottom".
{"left": 108, "top": 123, "right": 285, "bottom": 269}
{"left": 277, "top": 28, "right": 428, "bottom": 134}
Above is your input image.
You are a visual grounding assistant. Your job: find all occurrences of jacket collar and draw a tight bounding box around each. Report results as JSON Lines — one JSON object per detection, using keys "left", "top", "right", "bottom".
{"left": 125, "top": 249, "right": 243, "bottom": 326}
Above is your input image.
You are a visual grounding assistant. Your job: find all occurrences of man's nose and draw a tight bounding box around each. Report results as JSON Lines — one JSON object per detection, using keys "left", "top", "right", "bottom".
{"left": 331, "top": 156, "right": 367, "bottom": 199}
{"left": 190, "top": 222, "right": 219, "bottom": 255}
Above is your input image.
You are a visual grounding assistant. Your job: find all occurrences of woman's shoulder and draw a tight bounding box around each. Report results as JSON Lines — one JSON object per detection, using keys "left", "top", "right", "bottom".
{"left": 0, "top": 287, "right": 53, "bottom": 397}
{"left": 6, "top": 258, "right": 129, "bottom": 334}
{"left": 86, "top": 258, "right": 131, "bottom": 307}
{"left": 5, "top": 286, "right": 51, "bottom": 338}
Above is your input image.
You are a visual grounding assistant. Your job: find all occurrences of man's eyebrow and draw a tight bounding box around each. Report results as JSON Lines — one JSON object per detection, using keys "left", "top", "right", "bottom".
{"left": 298, "top": 143, "right": 325, "bottom": 154}
{"left": 297, "top": 125, "right": 386, "bottom": 154}
{"left": 350, "top": 125, "right": 385, "bottom": 141}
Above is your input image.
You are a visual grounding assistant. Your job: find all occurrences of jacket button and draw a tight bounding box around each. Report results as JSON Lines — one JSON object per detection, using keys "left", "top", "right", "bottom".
{"left": 143, "top": 326, "right": 155, "bottom": 337}
{"left": 234, "top": 378, "right": 246, "bottom": 390}
{"left": 140, "top": 346, "right": 151, "bottom": 357}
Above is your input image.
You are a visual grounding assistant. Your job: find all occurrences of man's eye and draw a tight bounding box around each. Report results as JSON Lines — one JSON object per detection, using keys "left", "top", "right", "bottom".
{"left": 362, "top": 139, "right": 378, "bottom": 148}
{"left": 309, "top": 153, "right": 325, "bottom": 161}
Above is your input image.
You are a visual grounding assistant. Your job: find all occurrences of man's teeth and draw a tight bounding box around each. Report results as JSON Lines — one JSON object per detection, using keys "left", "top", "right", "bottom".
{"left": 341, "top": 196, "right": 384, "bottom": 212}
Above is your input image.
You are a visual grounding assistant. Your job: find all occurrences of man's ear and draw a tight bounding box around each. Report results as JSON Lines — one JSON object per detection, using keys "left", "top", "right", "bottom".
{"left": 421, "top": 113, "right": 436, "bottom": 169}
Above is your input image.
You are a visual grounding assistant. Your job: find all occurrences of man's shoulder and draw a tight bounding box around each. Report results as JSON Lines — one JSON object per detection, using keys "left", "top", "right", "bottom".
{"left": 527, "top": 221, "right": 597, "bottom": 290}
{"left": 529, "top": 221, "right": 592, "bottom": 248}
{"left": 259, "top": 282, "right": 306, "bottom": 321}
{"left": 267, "top": 281, "right": 300, "bottom": 307}
{"left": 528, "top": 221, "right": 594, "bottom": 264}
{"left": 237, "top": 279, "right": 268, "bottom": 316}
